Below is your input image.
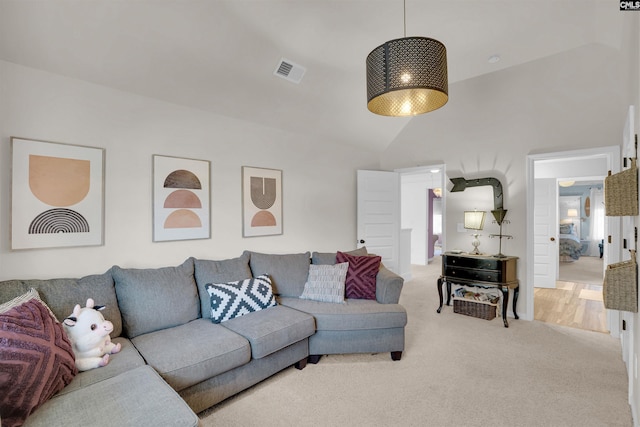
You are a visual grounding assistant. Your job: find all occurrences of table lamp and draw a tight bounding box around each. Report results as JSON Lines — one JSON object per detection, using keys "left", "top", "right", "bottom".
{"left": 464, "top": 211, "right": 486, "bottom": 254}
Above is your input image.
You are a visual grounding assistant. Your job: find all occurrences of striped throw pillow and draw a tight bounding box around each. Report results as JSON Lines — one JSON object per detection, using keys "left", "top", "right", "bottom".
{"left": 336, "top": 252, "right": 381, "bottom": 300}
{"left": 300, "top": 262, "right": 349, "bottom": 303}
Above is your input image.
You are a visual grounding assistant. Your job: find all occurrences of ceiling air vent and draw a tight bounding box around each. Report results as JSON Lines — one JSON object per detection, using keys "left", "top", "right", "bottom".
{"left": 274, "top": 58, "right": 306, "bottom": 84}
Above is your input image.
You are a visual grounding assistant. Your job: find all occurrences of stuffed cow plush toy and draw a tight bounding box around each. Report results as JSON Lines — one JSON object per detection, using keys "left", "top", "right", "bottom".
{"left": 63, "top": 298, "right": 121, "bottom": 371}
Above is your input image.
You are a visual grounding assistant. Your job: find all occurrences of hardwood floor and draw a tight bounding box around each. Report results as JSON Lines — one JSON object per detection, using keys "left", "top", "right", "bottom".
{"left": 534, "top": 258, "right": 607, "bottom": 333}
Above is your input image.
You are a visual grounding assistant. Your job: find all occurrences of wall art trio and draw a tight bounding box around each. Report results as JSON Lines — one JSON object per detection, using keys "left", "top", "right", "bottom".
{"left": 10, "top": 137, "right": 282, "bottom": 249}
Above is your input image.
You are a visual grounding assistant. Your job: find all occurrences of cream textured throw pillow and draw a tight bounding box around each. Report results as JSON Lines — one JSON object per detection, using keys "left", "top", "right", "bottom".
{"left": 300, "top": 262, "right": 349, "bottom": 303}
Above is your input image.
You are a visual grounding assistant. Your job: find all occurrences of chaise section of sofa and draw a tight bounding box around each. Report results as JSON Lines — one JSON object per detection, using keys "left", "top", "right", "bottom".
{"left": 244, "top": 248, "right": 408, "bottom": 362}
{"left": 23, "top": 365, "right": 199, "bottom": 427}
{"left": 0, "top": 271, "right": 199, "bottom": 427}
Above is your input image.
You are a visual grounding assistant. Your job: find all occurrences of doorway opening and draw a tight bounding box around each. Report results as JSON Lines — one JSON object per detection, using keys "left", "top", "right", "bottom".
{"left": 398, "top": 165, "right": 445, "bottom": 266}
{"left": 535, "top": 180, "right": 606, "bottom": 332}
{"left": 526, "top": 146, "right": 621, "bottom": 335}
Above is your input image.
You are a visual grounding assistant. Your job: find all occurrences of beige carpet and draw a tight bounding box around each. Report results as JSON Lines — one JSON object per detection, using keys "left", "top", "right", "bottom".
{"left": 199, "top": 258, "right": 632, "bottom": 426}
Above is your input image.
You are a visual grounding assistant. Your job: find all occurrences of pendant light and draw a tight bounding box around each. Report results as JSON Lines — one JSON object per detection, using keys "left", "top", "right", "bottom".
{"left": 366, "top": 1, "right": 448, "bottom": 116}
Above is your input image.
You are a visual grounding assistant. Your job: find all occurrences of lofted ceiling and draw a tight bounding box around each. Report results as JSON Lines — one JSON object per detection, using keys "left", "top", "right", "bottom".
{"left": 0, "top": 0, "right": 620, "bottom": 152}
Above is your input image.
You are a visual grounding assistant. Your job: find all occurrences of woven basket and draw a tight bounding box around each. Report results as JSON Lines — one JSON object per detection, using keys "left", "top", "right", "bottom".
{"left": 603, "top": 252, "right": 638, "bottom": 313}
{"left": 453, "top": 298, "right": 497, "bottom": 320}
{"left": 605, "top": 158, "right": 638, "bottom": 216}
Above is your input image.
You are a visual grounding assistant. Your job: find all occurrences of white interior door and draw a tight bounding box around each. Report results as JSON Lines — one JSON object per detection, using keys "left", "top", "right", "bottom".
{"left": 357, "top": 170, "right": 400, "bottom": 274}
{"left": 534, "top": 178, "right": 558, "bottom": 288}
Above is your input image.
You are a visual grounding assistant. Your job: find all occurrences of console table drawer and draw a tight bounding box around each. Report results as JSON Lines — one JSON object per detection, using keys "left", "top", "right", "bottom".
{"left": 444, "top": 266, "right": 502, "bottom": 283}
{"left": 443, "top": 255, "right": 499, "bottom": 270}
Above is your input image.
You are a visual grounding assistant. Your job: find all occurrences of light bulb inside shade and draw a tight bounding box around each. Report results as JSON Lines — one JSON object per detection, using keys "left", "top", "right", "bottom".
{"left": 401, "top": 73, "right": 411, "bottom": 83}
{"left": 401, "top": 101, "right": 413, "bottom": 115}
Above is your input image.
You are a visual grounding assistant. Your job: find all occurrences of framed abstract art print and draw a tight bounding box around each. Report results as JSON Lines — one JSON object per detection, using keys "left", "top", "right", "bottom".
{"left": 11, "top": 137, "right": 105, "bottom": 250}
{"left": 242, "top": 166, "right": 283, "bottom": 237}
{"left": 153, "top": 155, "right": 211, "bottom": 242}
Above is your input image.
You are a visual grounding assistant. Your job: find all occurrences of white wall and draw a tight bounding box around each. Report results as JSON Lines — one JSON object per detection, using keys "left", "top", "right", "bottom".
{"left": 0, "top": 60, "right": 380, "bottom": 280}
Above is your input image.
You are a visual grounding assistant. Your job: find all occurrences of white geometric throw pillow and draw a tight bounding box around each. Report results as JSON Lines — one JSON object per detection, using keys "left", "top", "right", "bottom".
{"left": 205, "top": 274, "right": 277, "bottom": 323}
{"left": 300, "top": 262, "right": 349, "bottom": 304}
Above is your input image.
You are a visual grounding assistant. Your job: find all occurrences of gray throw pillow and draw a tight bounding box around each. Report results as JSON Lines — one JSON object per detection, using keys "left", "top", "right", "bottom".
{"left": 311, "top": 246, "right": 368, "bottom": 265}
{"left": 300, "top": 262, "right": 349, "bottom": 303}
{"left": 112, "top": 258, "right": 199, "bottom": 338}
{"left": 245, "top": 251, "right": 310, "bottom": 297}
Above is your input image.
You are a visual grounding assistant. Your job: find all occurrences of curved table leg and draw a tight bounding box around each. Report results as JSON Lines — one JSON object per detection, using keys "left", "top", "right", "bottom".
{"left": 437, "top": 277, "right": 444, "bottom": 313}
{"left": 513, "top": 284, "right": 520, "bottom": 319}
{"left": 501, "top": 287, "right": 510, "bottom": 328}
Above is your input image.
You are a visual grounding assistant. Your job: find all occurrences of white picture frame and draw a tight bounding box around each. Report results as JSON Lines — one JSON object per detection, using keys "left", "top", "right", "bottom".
{"left": 153, "top": 155, "right": 211, "bottom": 242}
{"left": 242, "top": 166, "right": 283, "bottom": 237}
{"left": 11, "top": 137, "right": 105, "bottom": 250}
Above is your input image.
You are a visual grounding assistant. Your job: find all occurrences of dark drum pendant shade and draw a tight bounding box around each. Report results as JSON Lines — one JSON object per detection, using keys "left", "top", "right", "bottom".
{"left": 366, "top": 36, "right": 448, "bottom": 116}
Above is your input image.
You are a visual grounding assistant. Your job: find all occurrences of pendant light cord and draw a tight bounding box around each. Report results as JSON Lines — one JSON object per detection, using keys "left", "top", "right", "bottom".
{"left": 403, "top": 0, "right": 407, "bottom": 37}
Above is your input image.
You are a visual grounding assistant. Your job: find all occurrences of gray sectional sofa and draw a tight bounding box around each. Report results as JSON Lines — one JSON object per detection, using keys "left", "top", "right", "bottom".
{"left": 0, "top": 248, "right": 406, "bottom": 427}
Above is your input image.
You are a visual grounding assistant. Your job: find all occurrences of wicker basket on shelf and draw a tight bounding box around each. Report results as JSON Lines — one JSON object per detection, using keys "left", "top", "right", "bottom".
{"left": 453, "top": 298, "right": 497, "bottom": 320}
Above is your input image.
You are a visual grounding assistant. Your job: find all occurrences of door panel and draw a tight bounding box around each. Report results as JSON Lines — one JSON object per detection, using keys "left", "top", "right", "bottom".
{"left": 357, "top": 170, "right": 400, "bottom": 274}
{"left": 534, "top": 178, "right": 558, "bottom": 288}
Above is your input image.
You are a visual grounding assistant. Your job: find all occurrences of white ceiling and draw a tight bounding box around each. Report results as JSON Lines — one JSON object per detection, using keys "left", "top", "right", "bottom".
{"left": 0, "top": 0, "right": 619, "bottom": 152}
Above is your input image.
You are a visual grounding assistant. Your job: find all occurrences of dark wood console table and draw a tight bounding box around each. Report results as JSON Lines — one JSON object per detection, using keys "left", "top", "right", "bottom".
{"left": 437, "top": 252, "right": 519, "bottom": 327}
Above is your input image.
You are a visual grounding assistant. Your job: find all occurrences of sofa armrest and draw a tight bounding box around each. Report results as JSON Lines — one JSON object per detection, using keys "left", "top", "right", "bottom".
{"left": 375, "top": 265, "right": 404, "bottom": 304}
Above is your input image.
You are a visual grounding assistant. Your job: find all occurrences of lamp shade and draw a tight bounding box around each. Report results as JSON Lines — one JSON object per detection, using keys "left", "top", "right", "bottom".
{"left": 366, "top": 36, "right": 448, "bottom": 116}
{"left": 464, "top": 211, "right": 486, "bottom": 230}
{"left": 567, "top": 208, "right": 578, "bottom": 217}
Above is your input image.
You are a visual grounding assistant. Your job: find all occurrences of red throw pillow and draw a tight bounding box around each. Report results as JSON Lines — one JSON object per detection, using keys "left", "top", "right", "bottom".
{"left": 336, "top": 251, "right": 381, "bottom": 300}
{"left": 0, "top": 289, "right": 77, "bottom": 427}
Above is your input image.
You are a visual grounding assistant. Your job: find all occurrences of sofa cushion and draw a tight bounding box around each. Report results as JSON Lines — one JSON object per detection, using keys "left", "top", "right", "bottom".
{"left": 0, "top": 271, "right": 122, "bottom": 337}
{"left": 55, "top": 337, "right": 145, "bottom": 397}
{"left": 245, "top": 251, "right": 310, "bottom": 297}
{"left": 194, "top": 254, "right": 252, "bottom": 319}
{"left": 0, "top": 289, "right": 77, "bottom": 427}
{"left": 131, "top": 319, "right": 251, "bottom": 392}
{"left": 311, "top": 246, "right": 368, "bottom": 265}
{"left": 112, "top": 258, "right": 199, "bottom": 338}
{"left": 22, "top": 366, "right": 199, "bottom": 427}
{"left": 205, "top": 274, "right": 277, "bottom": 323}
{"left": 279, "top": 297, "right": 407, "bottom": 331}
{"left": 221, "top": 305, "right": 315, "bottom": 359}
{"left": 336, "top": 251, "right": 381, "bottom": 300}
{"left": 300, "top": 262, "right": 348, "bottom": 304}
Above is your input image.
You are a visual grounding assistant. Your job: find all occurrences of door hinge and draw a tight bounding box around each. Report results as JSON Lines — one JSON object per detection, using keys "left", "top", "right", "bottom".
{"left": 608, "top": 235, "right": 612, "bottom": 244}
